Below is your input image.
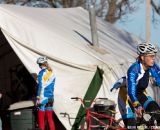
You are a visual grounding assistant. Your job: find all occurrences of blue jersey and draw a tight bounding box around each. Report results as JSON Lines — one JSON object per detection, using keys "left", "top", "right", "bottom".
{"left": 127, "top": 61, "right": 160, "bottom": 108}
{"left": 37, "top": 67, "right": 56, "bottom": 103}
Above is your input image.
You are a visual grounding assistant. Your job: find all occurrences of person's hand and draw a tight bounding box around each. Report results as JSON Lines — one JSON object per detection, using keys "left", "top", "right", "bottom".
{"left": 150, "top": 77, "right": 156, "bottom": 85}
{"left": 36, "top": 99, "right": 40, "bottom": 106}
{"left": 136, "top": 106, "right": 144, "bottom": 118}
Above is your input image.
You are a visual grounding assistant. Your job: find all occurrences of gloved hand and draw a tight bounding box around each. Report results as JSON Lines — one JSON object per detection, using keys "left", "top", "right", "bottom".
{"left": 110, "top": 76, "right": 126, "bottom": 92}
{"left": 136, "top": 106, "right": 144, "bottom": 118}
{"left": 110, "top": 82, "right": 121, "bottom": 92}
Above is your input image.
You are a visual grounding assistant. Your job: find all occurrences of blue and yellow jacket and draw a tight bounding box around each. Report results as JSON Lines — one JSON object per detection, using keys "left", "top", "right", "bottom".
{"left": 37, "top": 67, "right": 56, "bottom": 100}
{"left": 127, "top": 61, "right": 160, "bottom": 108}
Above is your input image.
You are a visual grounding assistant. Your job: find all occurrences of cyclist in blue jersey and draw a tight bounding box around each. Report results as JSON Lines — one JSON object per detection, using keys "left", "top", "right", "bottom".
{"left": 36, "top": 56, "right": 56, "bottom": 130}
{"left": 111, "top": 42, "right": 160, "bottom": 129}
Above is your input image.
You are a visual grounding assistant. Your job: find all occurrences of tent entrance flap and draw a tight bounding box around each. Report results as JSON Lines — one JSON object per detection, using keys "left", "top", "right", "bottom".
{"left": 71, "top": 67, "right": 103, "bottom": 130}
{"left": 0, "top": 30, "right": 37, "bottom": 109}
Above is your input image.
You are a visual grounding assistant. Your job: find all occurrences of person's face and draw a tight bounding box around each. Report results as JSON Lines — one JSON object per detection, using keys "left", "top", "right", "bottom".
{"left": 38, "top": 63, "right": 44, "bottom": 69}
{"left": 141, "top": 54, "right": 156, "bottom": 67}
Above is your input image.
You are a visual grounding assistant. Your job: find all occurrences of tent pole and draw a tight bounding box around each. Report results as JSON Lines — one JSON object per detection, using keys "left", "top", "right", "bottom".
{"left": 146, "top": 0, "right": 151, "bottom": 44}
{"left": 89, "top": 5, "right": 99, "bottom": 47}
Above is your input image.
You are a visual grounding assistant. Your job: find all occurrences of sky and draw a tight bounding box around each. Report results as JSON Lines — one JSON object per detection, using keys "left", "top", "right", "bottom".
{"left": 115, "top": 0, "right": 160, "bottom": 46}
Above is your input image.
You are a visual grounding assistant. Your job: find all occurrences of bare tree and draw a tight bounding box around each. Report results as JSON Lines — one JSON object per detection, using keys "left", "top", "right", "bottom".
{"left": 151, "top": 0, "right": 160, "bottom": 24}
{"left": 151, "top": 0, "right": 160, "bottom": 14}
{"left": 55, "top": 0, "right": 138, "bottom": 23}
{"left": 104, "top": 0, "right": 137, "bottom": 23}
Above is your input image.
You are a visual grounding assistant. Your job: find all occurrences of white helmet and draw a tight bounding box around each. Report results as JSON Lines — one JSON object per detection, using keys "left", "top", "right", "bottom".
{"left": 137, "top": 42, "right": 158, "bottom": 55}
{"left": 37, "top": 56, "right": 48, "bottom": 64}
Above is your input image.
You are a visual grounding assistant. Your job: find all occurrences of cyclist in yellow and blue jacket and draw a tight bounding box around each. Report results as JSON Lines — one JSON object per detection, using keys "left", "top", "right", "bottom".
{"left": 111, "top": 42, "right": 160, "bottom": 129}
{"left": 36, "top": 56, "right": 56, "bottom": 130}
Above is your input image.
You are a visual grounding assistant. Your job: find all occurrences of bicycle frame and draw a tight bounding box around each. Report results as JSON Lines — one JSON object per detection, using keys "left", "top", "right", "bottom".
{"left": 71, "top": 97, "right": 125, "bottom": 130}
{"left": 85, "top": 109, "right": 117, "bottom": 130}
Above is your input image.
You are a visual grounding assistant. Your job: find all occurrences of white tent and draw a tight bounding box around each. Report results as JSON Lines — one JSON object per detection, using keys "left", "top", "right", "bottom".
{"left": 0, "top": 4, "right": 160, "bottom": 130}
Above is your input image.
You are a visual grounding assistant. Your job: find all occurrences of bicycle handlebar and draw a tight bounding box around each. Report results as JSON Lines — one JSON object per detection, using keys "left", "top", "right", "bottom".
{"left": 71, "top": 97, "right": 110, "bottom": 109}
{"left": 60, "top": 112, "right": 74, "bottom": 126}
{"left": 71, "top": 97, "right": 79, "bottom": 100}
{"left": 60, "top": 112, "right": 68, "bottom": 117}
{"left": 71, "top": 97, "right": 108, "bottom": 101}
{"left": 98, "top": 98, "right": 108, "bottom": 100}
{"left": 143, "top": 110, "right": 160, "bottom": 115}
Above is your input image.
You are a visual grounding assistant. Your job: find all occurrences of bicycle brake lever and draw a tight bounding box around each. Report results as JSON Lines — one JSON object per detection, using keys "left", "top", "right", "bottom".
{"left": 71, "top": 97, "right": 79, "bottom": 100}
{"left": 98, "top": 98, "right": 108, "bottom": 100}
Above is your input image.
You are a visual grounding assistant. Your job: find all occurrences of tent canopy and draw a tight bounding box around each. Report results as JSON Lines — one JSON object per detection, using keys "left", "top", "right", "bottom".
{"left": 1, "top": 4, "right": 158, "bottom": 130}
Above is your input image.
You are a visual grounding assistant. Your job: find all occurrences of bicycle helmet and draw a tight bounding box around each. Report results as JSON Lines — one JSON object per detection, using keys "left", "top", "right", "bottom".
{"left": 37, "top": 56, "right": 48, "bottom": 64}
{"left": 137, "top": 42, "right": 158, "bottom": 55}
